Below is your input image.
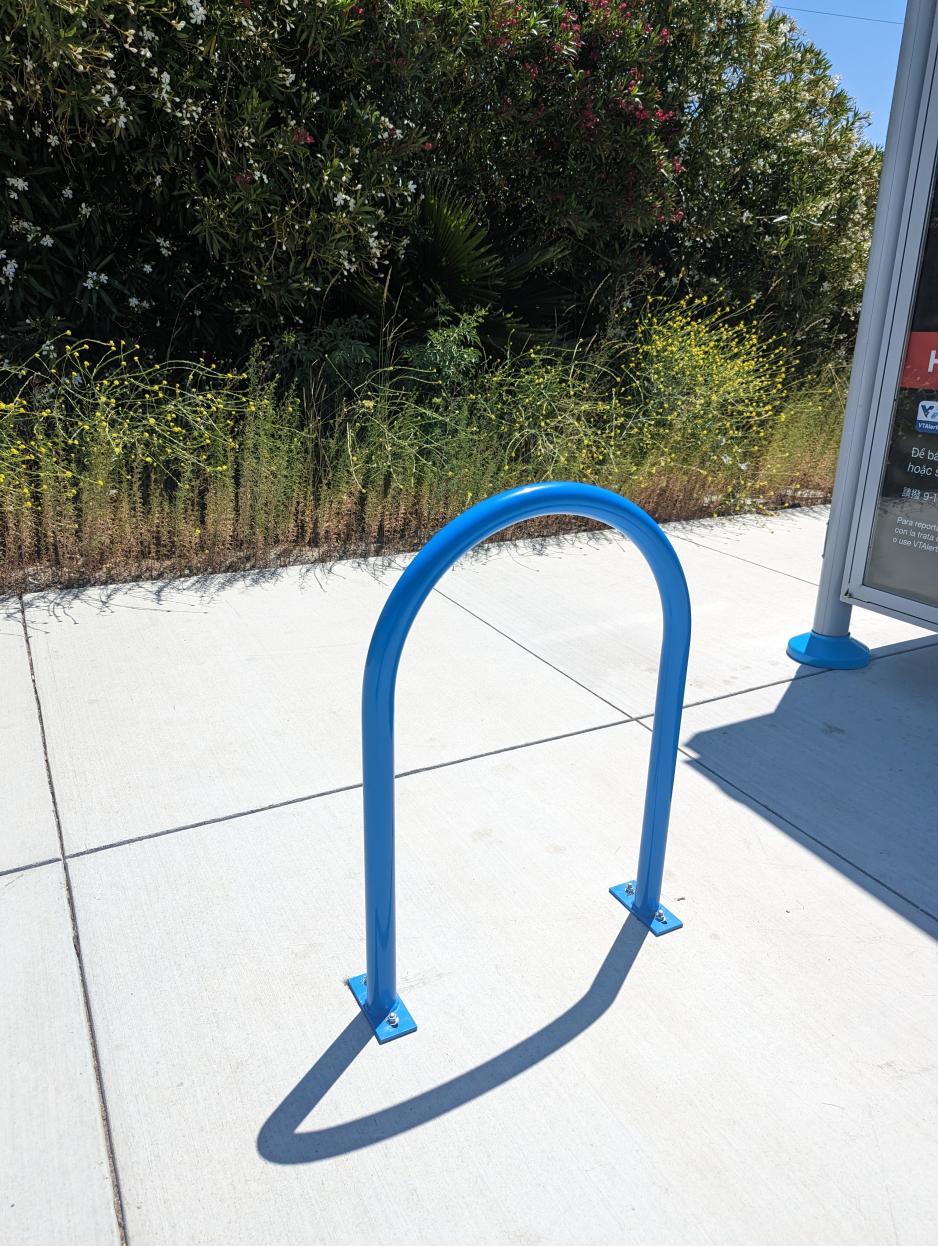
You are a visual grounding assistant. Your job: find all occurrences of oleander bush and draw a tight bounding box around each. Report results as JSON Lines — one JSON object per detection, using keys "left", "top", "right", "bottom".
{"left": 2, "top": 0, "right": 879, "bottom": 361}
{"left": 0, "top": 0, "right": 681, "bottom": 353}
{"left": 648, "top": 2, "right": 882, "bottom": 359}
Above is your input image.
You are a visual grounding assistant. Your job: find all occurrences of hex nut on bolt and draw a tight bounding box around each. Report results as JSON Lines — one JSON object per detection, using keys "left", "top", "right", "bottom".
{"left": 387, "top": 1011, "right": 399, "bottom": 1028}
{"left": 655, "top": 909, "right": 666, "bottom": 923}
{"left": 625, "top": 883, "right": 635, "bottom": 896}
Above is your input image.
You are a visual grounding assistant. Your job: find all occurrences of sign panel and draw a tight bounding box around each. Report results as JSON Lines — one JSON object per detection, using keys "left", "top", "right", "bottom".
{"left": 862, "top": 173, "right": 938, "bottom": 610}
{"left": 845, "top": 89, "right": 938, "bottom": 629}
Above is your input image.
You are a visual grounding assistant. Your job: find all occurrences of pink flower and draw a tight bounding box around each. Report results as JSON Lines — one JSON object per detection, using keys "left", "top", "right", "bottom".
{"left": 292, "top": 128, "right": 316, "bottom": 146}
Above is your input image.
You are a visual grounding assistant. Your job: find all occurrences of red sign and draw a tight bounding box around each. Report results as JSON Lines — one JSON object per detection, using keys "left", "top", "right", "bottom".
{"left": 900, "top": 331, "right": 938, "bottom": 387}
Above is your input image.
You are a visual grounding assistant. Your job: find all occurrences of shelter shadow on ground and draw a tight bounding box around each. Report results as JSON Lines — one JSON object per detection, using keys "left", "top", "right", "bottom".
{"left": 684, "top": 638, "right": 938, "bottom": 937}
{"left": 257, "top": 914, "right": 647, "bottom": 1164}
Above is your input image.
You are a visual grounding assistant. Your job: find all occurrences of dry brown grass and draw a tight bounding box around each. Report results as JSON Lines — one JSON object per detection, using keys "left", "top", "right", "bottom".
{"left": 0, "top": 321, "right": 845, "bottom": 594}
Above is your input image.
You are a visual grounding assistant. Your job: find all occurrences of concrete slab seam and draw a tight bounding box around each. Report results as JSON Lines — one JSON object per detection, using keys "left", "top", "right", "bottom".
{"left": 631, "top": 636, "right": 938, "bottom": 724}
{"left": 433, "top": 586, "right": 632, "bottom": 716}
{"left": 0, "top": 856, "right": 60, "bottom": 881}
{"left": 19, "top": 597, "right": 130, "bottom": 1245}
{"left": 63, "top": 717, "right": 630, "bottom": 864}
{"left": 667, "top": 530, "right": 821, "bottom": 587}
{"left": 632, "top": 669, "right": 833, "bottom": 721}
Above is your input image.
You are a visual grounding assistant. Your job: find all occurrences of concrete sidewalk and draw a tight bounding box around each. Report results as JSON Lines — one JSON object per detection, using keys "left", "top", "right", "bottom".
{"left": 3, "top": 506, "right": 937, "bottom": 1245}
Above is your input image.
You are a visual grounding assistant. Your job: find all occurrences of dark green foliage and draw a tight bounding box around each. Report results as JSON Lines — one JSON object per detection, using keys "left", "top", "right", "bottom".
{"left": 653, "top": 1, "right": 882, "bottom": 357}
{"left": 1, "top": 0, "right": 677, "bottom": 354}
{"left": 0, "top": 0, "right": 881, "bottom": 363}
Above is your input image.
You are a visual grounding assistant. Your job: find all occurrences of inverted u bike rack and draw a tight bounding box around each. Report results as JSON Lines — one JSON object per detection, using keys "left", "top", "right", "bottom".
{"left": 347, "top": 481, "right": 691, "bottom": 1043}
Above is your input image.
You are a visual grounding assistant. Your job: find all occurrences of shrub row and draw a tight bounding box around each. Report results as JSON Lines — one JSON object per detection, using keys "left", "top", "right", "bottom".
{"left": 2, "top": 1, "right": 879, "bottom": 360}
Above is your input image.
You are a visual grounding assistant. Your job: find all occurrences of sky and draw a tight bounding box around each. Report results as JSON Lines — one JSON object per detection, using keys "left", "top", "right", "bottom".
{"left": 770, "top": 2, "right": 906, "bottom": 147}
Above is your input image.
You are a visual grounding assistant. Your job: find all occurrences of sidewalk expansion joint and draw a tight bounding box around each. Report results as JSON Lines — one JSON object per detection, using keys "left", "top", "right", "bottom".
{"left": 19, "top": 597, "right": 130, "bottom": 1245}
{"left": 633, "top": 668, "right": 833, "bottom": 720}
{"left": 64, "top": 717, "right": 631, "bottom": 863}
{"left": 433, "top": 586, "right": 631, "bottom": 717}
{"left": 667, "top": 530, "right": 820, "bottom": 587}
{"left": 0, "top": 856, "right": 60, "bottom": 881}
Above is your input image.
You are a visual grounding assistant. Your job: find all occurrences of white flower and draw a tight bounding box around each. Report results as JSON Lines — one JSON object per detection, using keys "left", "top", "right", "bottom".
{"left": 83, "top": 270, "right": 108, "bottom": 290}
{"left": 128, "top": 296, "right": 142, "bottom": 308}
{"left": 12, "top": 218, "right": 39, "bottom": 240}
{"left": 78, "top": 202, "right": 92, "bottom": 220}
{"left": 7, "top": 176, "right": 27, "bottom": 192}
{"left": 62, "top": 187, "right": 74, "bottom": 200}
{"left": 155, "top": 236, "right": 172, "bottom": 256}
{"left": 1, "top": 258, "right": 18, "bottom": 283}
{"left": 142, "top": 262, "right": 153, "bottom": 273}
{"left": 39, "top": 234, "right": 54, "bottom": 247}
{"left": 188, "top": 0, "right": 207, "bottom": 24}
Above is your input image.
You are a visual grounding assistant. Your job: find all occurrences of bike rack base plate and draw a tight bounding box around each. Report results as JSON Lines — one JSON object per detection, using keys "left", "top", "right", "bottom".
{"left": 609, "top": 882, "right": 683, "bottom": 936}
{"left": 347, "top": 973, "right": 418, "bottom": 1043}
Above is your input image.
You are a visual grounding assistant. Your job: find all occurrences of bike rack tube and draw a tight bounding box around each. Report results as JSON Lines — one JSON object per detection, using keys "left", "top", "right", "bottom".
{"left": 347, "top": 482, "right": 691, "bottom": 1043}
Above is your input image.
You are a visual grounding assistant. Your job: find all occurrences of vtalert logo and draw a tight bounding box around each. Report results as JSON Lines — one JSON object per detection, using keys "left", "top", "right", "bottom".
{"left": 916, "top": 401, "right": 938, "bottom": 434}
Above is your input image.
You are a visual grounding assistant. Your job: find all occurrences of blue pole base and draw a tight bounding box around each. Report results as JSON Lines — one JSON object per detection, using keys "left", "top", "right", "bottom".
{"left": 786, "top": 630, "right": 871, "bottom": 670}
{"left": 347, "top": 974, "right": 418, "bottom": 1044}
{"left": 610, "top": 882, "right": 683, "bottom": 935}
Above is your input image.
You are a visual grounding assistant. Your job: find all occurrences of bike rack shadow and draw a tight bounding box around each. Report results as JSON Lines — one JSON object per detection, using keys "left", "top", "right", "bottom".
{"left": 257, "top": 914, "right": 648, "bottom": 1165}
{"left": 345, "top": 482, "right": 692, "bottom": 1043}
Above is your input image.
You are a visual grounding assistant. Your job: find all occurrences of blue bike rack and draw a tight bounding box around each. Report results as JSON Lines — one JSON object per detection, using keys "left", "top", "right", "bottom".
{"left": 347, "top": 482, "right": 692, "bottom": 1043}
